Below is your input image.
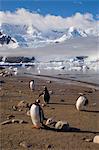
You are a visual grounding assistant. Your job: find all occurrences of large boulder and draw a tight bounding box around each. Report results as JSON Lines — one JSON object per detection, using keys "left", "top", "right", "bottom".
{"left": 46, "top": 118, "right": 70, "bottom": 131}
{"left": 55, "top": 121, "right": 69, "bottom": 130}
{"left": 93, "top": 135, "right": 99, "bottom": 144}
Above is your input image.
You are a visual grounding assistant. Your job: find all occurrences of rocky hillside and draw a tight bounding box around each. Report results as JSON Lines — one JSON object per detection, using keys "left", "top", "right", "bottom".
{"left": 0, "top": 56, "right": 36, "bottom": 63}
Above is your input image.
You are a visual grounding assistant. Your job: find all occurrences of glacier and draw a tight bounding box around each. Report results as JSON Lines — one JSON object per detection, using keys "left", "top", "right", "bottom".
{"left": 0, "top": 23, "right": 98, "bottom": 48}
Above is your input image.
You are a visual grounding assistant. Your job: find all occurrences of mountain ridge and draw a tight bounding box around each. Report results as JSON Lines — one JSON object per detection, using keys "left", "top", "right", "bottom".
{"left": 0, "top": 23, "right": 98, "bottom": 48}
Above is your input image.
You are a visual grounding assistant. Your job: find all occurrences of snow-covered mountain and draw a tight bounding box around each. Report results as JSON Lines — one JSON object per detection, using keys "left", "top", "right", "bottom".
{"left": 0, "top": 23, "right": 98, "bottom": 48}
{"left": 53, "top": 27, "right": 87, "bottom": 43}
{"left": 0, "top": 31, "right": 19, "bottom": 48}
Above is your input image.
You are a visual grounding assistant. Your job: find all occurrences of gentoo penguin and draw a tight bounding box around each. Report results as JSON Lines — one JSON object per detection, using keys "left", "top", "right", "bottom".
{"left": 76, "top": 93, "right": 88, "bottom": 111}
{"left": 39, "top": 86, "right": 50, "bottom": 104}
{"left": 29, "top": 80, "right": 35, "bottom": 91}
{"left": 30, "top": 99, "right": 44, "bottom": 129}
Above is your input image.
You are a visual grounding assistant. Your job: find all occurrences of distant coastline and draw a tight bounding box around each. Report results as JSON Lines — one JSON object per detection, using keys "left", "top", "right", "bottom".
{"left": 24, "top": 73, "right": 99, "bottom": 90}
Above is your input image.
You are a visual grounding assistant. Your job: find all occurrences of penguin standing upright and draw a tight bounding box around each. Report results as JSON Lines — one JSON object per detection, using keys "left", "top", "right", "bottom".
{"left": 76, "top": 93, "right": 88, "bottom": 111}
{"left": 29, "top": 80, "right": 35, "bottom": 91}
{"left": 39, "top": 86, "right": 50, "bottom": 104}
{"left": 30, "top": 99, "right": 44, "bottom": 129}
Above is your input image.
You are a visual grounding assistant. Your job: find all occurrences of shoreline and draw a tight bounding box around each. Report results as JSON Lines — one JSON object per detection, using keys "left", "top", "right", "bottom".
{"left": 24, "top": 73, "right": 99, "bottom": 90}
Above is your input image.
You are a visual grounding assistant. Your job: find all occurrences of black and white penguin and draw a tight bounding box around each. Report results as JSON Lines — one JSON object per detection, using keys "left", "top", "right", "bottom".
{"left": 29, "top": 80, "right": 35, "bottom": 91}
{"left": 30, "top": 99, "right": 44, "bottom": 129}
{"left": 39, "top": 86, "right": 50, "bottom": 104}
{"left": 76, "top": 93, "right": 88, "bottom": 111}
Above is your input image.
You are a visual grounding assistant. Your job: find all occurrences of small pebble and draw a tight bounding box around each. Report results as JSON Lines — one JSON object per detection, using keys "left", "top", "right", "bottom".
{"left": 26, "top": 110, "right": 30, "bottom": 116}
{"left": 86, "top": 139, "right": 93, "bottom": 142}
{"left": 60, "top": 99, "right": 65, "bottom": 102}
{"left": 18, "top": 109, "right": 22, "bottom": 112}
{"left": 7, "top": 115, "right": 15, "bottom": 120}
{"left": 20, "top": 141, "right": 32, "bottom": 148}
{"left": 84, "top": 138, "right": 93, "bottom": 142}
{"left": 46, "top": 144, "right": 53, "bottom": 149}
{"left": 12, "top": 106, "right": 17, "bottom": 111}
{"left": 49, "top": 90, "right": 53, "bottom": 95}
{"left": 46, "top": 80, "right": 51, "bottom": 83}
{"left": 42, "top": 104, "right": 46, "bottom": 107}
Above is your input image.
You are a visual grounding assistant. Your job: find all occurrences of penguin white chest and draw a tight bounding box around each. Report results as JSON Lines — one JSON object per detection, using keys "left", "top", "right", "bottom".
{"left": 30, "top": 81, "right": 34, "bottom": 90}
{"left": 76, "top": 96, "right": 86, "bottom": 111}
{"left": 30, "top": 104, "right": 40, "bottom": 126}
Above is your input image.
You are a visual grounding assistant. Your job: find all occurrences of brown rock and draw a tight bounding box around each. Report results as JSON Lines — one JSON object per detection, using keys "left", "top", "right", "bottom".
{"left": 49, "top": 90, "right": 53, "bottom": 95}
{"left": 93, "top": 135, "right": 99, "bottom": 144}
{"left": 55, "top": 121, "right": 69, "bottom": 130}
{"left": 46, "top": 80, "right": 52, "bottom": 83}
{"left": 42, "top": 103, "right": 46, "bottom": 107}
{"left": 19, "top": 141, "right": 32, "bottom": 148}
{"left": 17, "top": 100, "right": 28, "bottom": 108}
{"left": 26, "top": 110, "right": 30, "bottom": 116}
{"left": 1, "top": 120, "right": 12, "bottom": 125}
{"left": 60, "top": 99, "right": 65, "bottom": 102}
{"left": 7, "top": 115, "right": 15, "bottom": 120}
{"left": 12, "top": 105, "right": 17, "bottom": 111}
{"left": 11, "top": 119, "right": 28, "bottom": 124}
{"left": 46, "top": 144, "right": 53, "bottom": 149}
{"left": 18, "top": 109, "right": 22, "bottom": 112}
{"left": 85, "top": 138, "right": 93, "bottom": 142}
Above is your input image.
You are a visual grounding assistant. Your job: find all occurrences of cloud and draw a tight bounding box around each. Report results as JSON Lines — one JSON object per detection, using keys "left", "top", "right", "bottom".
{"left": 37, "top": 8, "right": 41, "bottom": 13}
{"left": 73, "top": 1, "right": 83, "bottom": 5}
{"left": 0, "top": 8, "right": 98, "bottom": 33}
{"left": 0, "top": 37, "right": 98, "bottom": 59}
{"left": 96, "top": 14, "right": 99, "bottom": 19}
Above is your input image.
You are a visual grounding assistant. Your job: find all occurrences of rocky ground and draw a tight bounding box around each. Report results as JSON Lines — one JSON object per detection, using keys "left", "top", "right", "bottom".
{"left": 0, "top": 76, "right": 99, "bottom": 150}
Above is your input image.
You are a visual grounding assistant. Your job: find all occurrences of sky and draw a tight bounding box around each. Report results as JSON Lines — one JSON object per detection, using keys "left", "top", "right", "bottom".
{"left": 0, "top": 0, "right": 99, "bottom": 19}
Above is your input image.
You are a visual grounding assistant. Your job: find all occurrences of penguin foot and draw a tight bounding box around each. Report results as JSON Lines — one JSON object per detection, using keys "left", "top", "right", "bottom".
{"left": 31, "top": 125, "right": 40, "bottom": 129}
